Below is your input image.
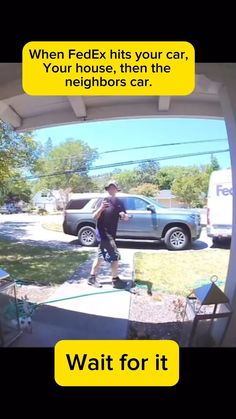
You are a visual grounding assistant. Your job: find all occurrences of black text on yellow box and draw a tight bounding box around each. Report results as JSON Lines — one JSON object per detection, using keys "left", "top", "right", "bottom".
{"left": 54, "top": 340, "right": 179, "bottom": 387}
{"left": 22, "top": 41, "right": 195, "bottom": 96}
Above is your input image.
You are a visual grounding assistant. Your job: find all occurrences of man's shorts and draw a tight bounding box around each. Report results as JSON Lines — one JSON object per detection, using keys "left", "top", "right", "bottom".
{"left": 97, "top": 233, "right": 121, "bottom": 263}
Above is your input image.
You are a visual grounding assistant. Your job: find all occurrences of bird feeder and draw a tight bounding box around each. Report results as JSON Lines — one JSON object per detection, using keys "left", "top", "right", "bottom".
{"left": 0, "top": 268, "right": 22, "bottom": 347}
{"left": 183, "top": 276, "right": 232, "bottom": 347}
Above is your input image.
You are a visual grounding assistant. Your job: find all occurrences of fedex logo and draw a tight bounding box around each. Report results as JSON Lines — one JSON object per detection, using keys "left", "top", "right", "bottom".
{"left": 216, "top": 184, "right": 233, "bottom": 196}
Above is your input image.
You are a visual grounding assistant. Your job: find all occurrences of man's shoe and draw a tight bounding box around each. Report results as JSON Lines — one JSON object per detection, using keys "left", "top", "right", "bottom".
{"left": 112, "top": 277, "right": 127, "bottom": 289}
{"left": 88, "top": 275, "right": 102, "bottom": 288}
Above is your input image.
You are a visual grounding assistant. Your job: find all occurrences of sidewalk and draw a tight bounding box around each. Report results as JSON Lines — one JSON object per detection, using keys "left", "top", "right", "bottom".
{"left": 12, "top": 250, "right": 134, "bottom": 347}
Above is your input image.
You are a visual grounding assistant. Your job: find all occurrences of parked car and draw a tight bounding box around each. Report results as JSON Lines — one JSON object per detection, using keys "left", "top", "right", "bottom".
{"left": 0, "top": 204, "right": 28, "bottom": 214}
{"left": 63, "top": 193, "right": 201, "bottom": 250}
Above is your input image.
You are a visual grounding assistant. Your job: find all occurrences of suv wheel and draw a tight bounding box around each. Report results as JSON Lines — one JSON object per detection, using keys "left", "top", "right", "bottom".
{"left": 164, "top": 227, "right": 190, "bottom": 250}
{"left": 78, "top": 226, "right": 97, "bottom": 247}
{"left": 212, "top": 237, "right": 221, "bottom": 246}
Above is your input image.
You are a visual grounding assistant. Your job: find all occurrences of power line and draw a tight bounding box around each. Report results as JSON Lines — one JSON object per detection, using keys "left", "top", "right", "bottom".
{"left": 99, "top": 139, "right": 228, "bottom": 155}
{"left": 32, "top": 138, "right": 228, "bottom": 163}
{"left": 25, "top": 148, "right": 229, "bottom": 180}
{"left": 13, "top": 138, "right": 228, "bottom": 169}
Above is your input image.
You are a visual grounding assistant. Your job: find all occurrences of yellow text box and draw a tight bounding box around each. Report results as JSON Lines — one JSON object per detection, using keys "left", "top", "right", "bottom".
{"left": 23, "top": 41, "right": 195, "bottom": 96}
{"left": 55, "top": 340, "right": 179, "bottom": 387}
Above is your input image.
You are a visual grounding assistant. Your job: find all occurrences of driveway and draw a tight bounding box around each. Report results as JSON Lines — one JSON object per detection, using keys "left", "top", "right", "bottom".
{"left": 0, "top": 213, "right": 83, "bottom": 250}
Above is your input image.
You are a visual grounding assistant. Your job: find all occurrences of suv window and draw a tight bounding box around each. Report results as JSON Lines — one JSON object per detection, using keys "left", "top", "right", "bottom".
{"left": 121, "top": 197, "right": 148, "bottom": 211}
{"left": 133, "top": 197, "right": 149, "bottom": 210}
{"left": 91, "top": 198, "right": 102, "bottom": 209}
{"left": 66, "top": 199, "right": 91, "bottom": 210}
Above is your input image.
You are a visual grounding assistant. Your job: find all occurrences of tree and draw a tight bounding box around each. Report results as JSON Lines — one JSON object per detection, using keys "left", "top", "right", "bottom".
{"left": 112, "top": 170, "right": 138, "bottom": 192}
{"left": 34, "top": 138, "right": 98, "bottom": 192}
{"left": 135, "top": 161, "right": 160, "bottom": 184}
{"left": 129, "top": 183, "right": 159, "bottom": 197}
{"left": 3, "top": 174, "right": 32, "bottom": 203}
{"left": 0, "top": 121, "right": 40, "bottom": 204}
{"left": 172, "top": 167, "right": 207, "bottom": 207}
{"left": 155, "top": 166, "right": 184, "bottom": 189}
{"left": 57, "top": 187, "right": 72, "bottom": 209}
{"left": 0, "top": 121, "right": 39, "bottom": 185}
{"left": 44, "top": 137, "right": 53, "bottom": 157}
{"left": 199, "top": 156, "right": 221, "bottom": 197}
{"left": 206, "top": 155, "right": 221, "bottom": 174}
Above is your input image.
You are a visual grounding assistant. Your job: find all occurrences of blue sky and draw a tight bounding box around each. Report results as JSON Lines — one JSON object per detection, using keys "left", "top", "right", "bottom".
{"left": 34, "top": 118, "right": 231, "bottom": 174}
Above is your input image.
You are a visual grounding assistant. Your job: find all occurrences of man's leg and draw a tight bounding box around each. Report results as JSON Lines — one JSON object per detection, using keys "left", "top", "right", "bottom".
{"left": 111, "top": 260, "right": 119, "bottom": 278}
{"left": 103, "top": 236, "right": 126, "bottom": 288}
{"left": 88, "top": 245, "right": 103, "bottom": 288}
{"left": 90, "top": 257, "right": 102, "bottom": 276}
{"left": 111, "top": 260, "right": 126, "bottom": 288}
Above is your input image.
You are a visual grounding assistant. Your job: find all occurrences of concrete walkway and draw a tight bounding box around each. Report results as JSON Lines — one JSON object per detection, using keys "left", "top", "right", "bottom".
{"left": 12, "top": 250, "right": 134, "bottom": 347}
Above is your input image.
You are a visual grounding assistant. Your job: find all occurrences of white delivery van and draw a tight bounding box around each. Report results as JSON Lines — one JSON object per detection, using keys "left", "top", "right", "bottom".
{"left": 207, "top": 169, "right": 232, "bottom": 243}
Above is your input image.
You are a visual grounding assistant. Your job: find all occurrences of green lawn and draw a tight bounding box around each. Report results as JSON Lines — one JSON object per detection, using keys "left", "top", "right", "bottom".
{"left": 0, "top": 238, "right": 88, "bottom": 284}
{"left": 134, "top": 249, "right": 230, "bottom": 296}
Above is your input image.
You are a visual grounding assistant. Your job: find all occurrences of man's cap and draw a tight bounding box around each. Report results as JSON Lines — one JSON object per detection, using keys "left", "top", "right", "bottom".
{"left": 104, "top": 180, "right": 121, "bottom": 191}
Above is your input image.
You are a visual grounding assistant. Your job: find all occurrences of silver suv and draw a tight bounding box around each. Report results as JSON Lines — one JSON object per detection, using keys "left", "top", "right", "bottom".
{"left": 63, "top": 193, "right": 201, "bottom": 250}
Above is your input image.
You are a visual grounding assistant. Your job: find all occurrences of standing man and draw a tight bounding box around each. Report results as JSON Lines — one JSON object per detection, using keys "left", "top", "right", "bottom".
{"left": 88, "top": 180, "right": 129, "bottom": 288}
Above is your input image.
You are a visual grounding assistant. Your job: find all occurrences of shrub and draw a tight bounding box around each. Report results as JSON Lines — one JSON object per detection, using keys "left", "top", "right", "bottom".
{"left": 37, "top": 208, "right": 48, "bottom": 215}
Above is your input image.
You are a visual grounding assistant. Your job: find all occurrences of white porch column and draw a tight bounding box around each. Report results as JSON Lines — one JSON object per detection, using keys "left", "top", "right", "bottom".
{"left": 219, "top": 77, "right": 236, "bottom": 346}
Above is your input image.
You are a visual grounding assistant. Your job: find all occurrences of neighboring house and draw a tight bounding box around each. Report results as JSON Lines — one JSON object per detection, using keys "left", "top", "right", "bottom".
{"left": 32, "top": 190, "right": 64, "bottom": 212}
{"left": 157, "top": 189, "right": 184, "bottom": 208}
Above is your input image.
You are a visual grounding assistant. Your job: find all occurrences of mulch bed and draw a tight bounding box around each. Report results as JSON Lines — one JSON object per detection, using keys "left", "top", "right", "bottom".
{"left": 127, "top": 287, "right": 188, "bottom": 344}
